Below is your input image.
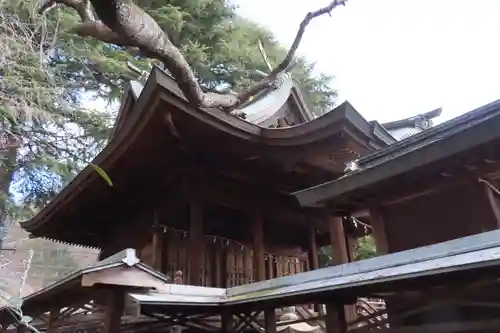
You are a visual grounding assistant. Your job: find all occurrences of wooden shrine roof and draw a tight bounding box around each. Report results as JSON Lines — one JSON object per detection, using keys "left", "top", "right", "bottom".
{"left": 20, "top": 67, "right": 392, "bottom": 247}
{"left": 381, "top": 107, "right": 442, "bottom": 131}
{"left": 21, "top": 248, "right": 173, "bottom": 316}
{"left": 20, "top": 230, "right": 500, "bottom": 319}
{"left": 293, "top": 98, "right": 500, "bottom": 211}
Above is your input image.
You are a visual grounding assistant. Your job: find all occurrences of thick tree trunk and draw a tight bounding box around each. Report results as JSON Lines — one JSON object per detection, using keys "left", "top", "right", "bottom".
{"left": 40, "top": 0, "right": 347, "bottom": 110}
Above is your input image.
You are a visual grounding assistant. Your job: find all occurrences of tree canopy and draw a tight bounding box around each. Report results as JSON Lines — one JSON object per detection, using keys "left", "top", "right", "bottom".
{"left": 0, "top": 0, "right": 339, "bottom": 226}
{"left": 37, "top": 0, "right": 340, "bottom": 111}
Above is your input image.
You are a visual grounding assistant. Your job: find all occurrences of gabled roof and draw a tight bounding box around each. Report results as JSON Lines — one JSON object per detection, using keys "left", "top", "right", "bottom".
{"left": 293, "top": 99, "right": 500, "bottom": 208}
{"left": 110, "top": 80, "right": 144, "bottom": 138}
{"left": 111, "top": 75, "right": 314, "bottom": 137}
{"left": 382, "top": 107, "right": 442, "bottom": 130}
{"left": 240, "top": 76, "right": 314, "bottom": 125}
{"left": 21, "top": 248, "right": 173, "bottom": 316}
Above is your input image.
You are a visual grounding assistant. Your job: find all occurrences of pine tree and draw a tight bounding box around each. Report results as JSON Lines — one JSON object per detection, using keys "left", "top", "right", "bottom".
{"left": 39, "top": 0, "right": 337, "bottom": 111}
{"left": 0, "top": 0, "right": 111, "bottom": 241}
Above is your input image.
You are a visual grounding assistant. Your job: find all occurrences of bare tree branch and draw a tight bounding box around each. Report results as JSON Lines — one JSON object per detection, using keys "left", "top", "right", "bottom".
{"left": 39, "top": 0, "right": 347, "bottom": 112}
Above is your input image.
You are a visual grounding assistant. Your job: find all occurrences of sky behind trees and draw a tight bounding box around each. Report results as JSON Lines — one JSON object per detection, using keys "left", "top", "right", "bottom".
{"left": 236, "top": 0, "right": 500, "bottom": 124}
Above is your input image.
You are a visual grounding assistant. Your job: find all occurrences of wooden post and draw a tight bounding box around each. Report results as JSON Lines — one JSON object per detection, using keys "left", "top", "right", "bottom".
{"left": 264, "top": 308, "right": 277, "bottom": 333}
{"left": 327, "top": 216, "right": 349, "bottom": 265}
{"left": 46, "top": 309, "right": 59, "bottom": 333}
{"left": 162, "top": 232, "right": 170, "bottom": 276}
{"left": 221, "top": 246, "right": 228, "bottom": 288}
{"left": 244, "top": 247, "right": 252, "bottom": 284}
{"left": 266, "top": 254, "right": 273, "bottom": 279}
{"left": 308, "top": 225, "right": 320, "bottom": 312}
{"left": 325, "top": 303, "right": 347, "bottom": 333}
{"left": 369, "top": 206, "right": 389, "bottom": 254}
{"left": 346, "top": 235, "right": 357, "bottom": 262}
{"left": 151, "top": 213, "right": 164, "bottom": 271}
{"left": 213, "top": 245, "right": 222, "bottom": 287}
{"left": 221, "top": 309, "right": 234, "bottom": 333}
{"left": 253, "top": 214, "right": 266, "bottom": 281}
{"left": 308, "top": 225, "right": 319, "bottom": 270}
{"left": 103, "top": 290, "right": 125, "bottom": 333}
{"left": 327, "top": 215, "right": 357, "bottom": 323}
{"left": 188, "top": 192, "right": 204, "bottom": 286}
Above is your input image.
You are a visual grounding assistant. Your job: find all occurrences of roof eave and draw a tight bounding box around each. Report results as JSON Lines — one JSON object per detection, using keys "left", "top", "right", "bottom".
{"left": 382, "top": 107, "right": 443, "bottom": 130}
{"left": 292, "top": 99, "right": 500, "bottom": 208}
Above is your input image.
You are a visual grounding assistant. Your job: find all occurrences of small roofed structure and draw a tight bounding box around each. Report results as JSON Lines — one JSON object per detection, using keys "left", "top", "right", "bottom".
{"left": 293, "top": 99, "right": 500, "bottom": 332}
{"left": 382, "top": 108, "right": 442, "bottom": 141}
{"left": 294, "top": 98, "right": 500, "bottom": 253}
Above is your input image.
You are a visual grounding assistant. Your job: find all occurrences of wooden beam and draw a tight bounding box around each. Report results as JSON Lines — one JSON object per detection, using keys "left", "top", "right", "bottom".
{"left": 327, "top": 215, "right": 349, "bottom": 265}
{"left": 483, "top": 181, "right": 500, "bottom": 227}
{"left": 188, "top": 190, "right": 204, "bottom": 286}
{"left": 379, "top": 162, "right": 500, "bottom": 208}
{"left": 103, "top": 290, "right": 124, "bottom": 333}
{"left": 253, "top": 213, "right": 266, "bottom": 281}
{"left": 325, "top": 303, "right": 347, "bottom": 333}
{"left": 307, "top": 225, "right": 319, "bottom": 270}
{"left": 264, "top": 308, "right": 277, "bottom": 333}
{"left": 369, "top": 206, "right": 389, "bottom": 254}
{"left": 201, "top": 181, "right": 325, "bottom": 227}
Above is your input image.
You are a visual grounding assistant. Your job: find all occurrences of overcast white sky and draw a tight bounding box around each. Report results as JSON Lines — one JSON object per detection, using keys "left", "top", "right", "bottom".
{"left": 235, "top": 0, "right": 500, "bottom": 124}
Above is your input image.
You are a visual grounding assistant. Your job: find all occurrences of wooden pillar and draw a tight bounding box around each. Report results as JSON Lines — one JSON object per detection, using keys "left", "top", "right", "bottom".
{"left": 162, "top": 233, "right": 170, "bottom": 275}
{"left": 346, "top": 235, "right": 357, "bottom": 262}
{"left": 253, "top": 214, "right": 266, "bottom": 281}
{"left": 266, "top": 254, "right": 273, "bottom": 279}
{"left": 325, "top": 303, "right": 347, "bottom": 333}
{"left": 213, "top": 245, "right": 222, "bottom": 287}
{"left": 16, "top": 325, "right": 26, "bottom": 333}
{"left": 188, "top": 193, "right": 204, "bottom": 286}
{"left": 327, "top": 215, "right": 356, "bottom": 323}
{"left": 221, "top": 310, "right": 234, "bottom": 333}
{"left": 244, "top": 248, "right": 252, "bottom": 283}
{"left": 103, "top": 290, "right": 125, "bottom": 333}
{"left": 308, "top": 225, "right": 320, "bottom": 312}
{"left": 307, "top": 225, "right": 319, "bottom": 270}
{"left": 151, "top": 214, "right": 164, "bottom": 271}
{"left": 369, "top": 206, "right": 389, "bottom": 255}
{"left": 327, "top": 216, "right": 349, "bottom": 265}
{"left": 264, "top": 308, "right": 277, "bottom": 333}
{"left": 47, "top": 309, "right": 59, "bottom": 333}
